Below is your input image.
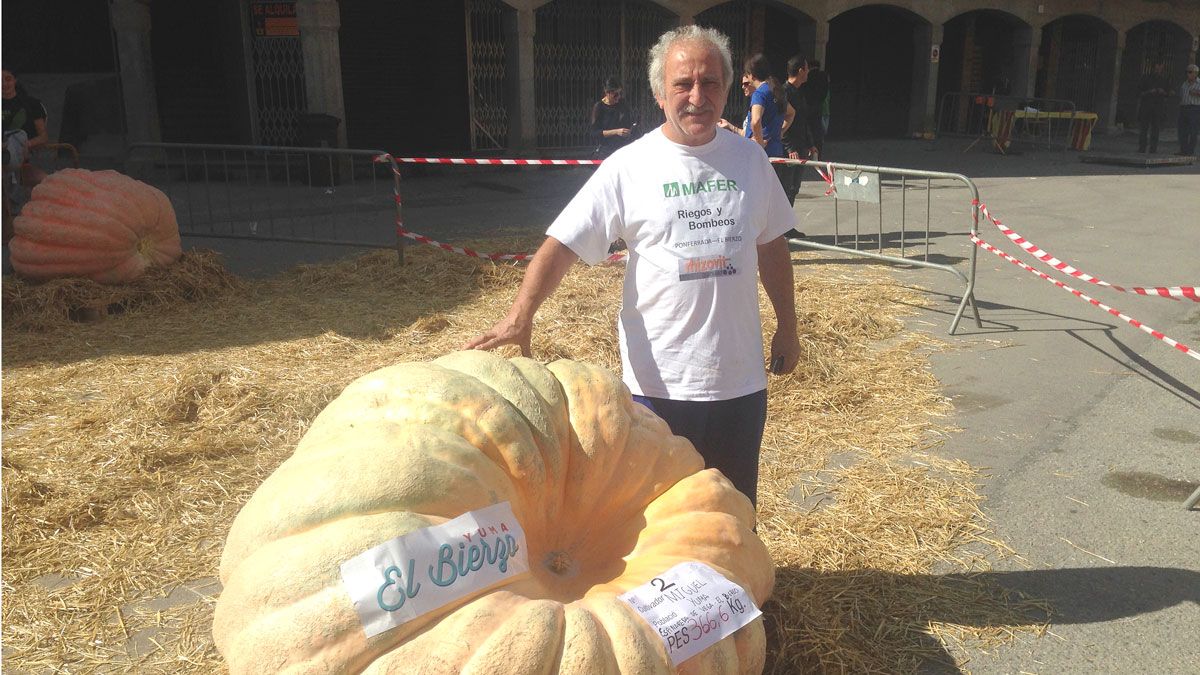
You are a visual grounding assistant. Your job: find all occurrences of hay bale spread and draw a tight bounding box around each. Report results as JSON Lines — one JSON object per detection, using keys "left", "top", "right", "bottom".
{"left": 0, "top": 243, "right": 1042, "bottom": 673}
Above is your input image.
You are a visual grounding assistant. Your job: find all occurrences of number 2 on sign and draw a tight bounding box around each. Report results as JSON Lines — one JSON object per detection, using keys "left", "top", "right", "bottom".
{"left": 651, "top": 577, "right": 676, "bottom": 593}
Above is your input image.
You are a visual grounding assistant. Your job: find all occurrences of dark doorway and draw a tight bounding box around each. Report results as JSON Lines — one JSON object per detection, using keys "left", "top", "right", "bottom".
{"left": 1117, "top": 21, "right": 1193, "bottom": 129}
{"left": 1036, "top": 15, "right": 1118, "bottom": 122}
{"left": 151, "top": 1, "right": 248, "bottom": 143}
{"left": 937, "top": 10, "right": 1027, "bottom": 101}
{"left": 828, "top": 5, "right": 926, "bottom": 138}
{"left": 340, "top": 1, "right": 470, "bottom": 155}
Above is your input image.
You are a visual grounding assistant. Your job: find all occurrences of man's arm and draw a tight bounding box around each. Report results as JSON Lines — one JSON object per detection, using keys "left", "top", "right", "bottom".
{"left": 463, "top": 236, "right": 579, "bottom": 356}
{"left": 757, "top": 235, "right": 800, "bottom": 374}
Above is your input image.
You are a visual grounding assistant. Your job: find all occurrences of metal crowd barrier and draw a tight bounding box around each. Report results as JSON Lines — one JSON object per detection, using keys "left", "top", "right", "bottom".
{"left": 125, "top": 143, "right": 403, "bottom": 255}
{"left": 936, "top": 92, "right": 1078, "bottom": 151}
{"left": 780, "top": 159, "right": 983, "bottom": 335}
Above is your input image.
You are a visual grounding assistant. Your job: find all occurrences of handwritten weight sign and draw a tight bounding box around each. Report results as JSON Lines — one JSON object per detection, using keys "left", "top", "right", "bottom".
{"left": 340, "top": 502, "right": 528, "bottom": 638}
{"left": 619, "top": 562, "right": 761, "bottom": 666}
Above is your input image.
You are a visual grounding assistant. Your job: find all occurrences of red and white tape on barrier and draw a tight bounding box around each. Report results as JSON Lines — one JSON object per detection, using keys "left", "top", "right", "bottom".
{"left": 371, "top": 153, "right": 622, "bottom": 262}
{"left": 974, "top": 200, "right": 1198, "bottom": 302}
{"left": 972, "top": 235, "right": 1199, "bottom": 362}
{"left": 770, "top": 157, "right": 836, "bottom": 196}
{"left": 385, "top": 156, "right": 603, "bottom": 167}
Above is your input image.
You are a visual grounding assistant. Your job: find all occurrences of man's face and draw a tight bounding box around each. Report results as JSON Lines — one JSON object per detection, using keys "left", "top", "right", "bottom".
{"left": 656, "top": 41, "right": 726, "bottom": 146}
{"left": 1189, "top": 69, "right": 1198, "bottom": 82}
{"left": 1, "top": 71, "right": 15, "bottom": 98}
{"left": 793, "top": 61, "right": 810, "bottom": 86}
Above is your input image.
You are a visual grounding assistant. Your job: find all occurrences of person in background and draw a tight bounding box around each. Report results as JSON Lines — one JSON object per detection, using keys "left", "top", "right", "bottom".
{"left": 466, "top": 26, "right": 800, "bottom": 508}
{"left": 1137, "top": 60, "right": 1170, "bottom": 154}
{"left": 1177, "top": 64, "right": 1200, "bottom": 156}
{"left": 2, "top": 68, "right": 48, "bottom": 188}
{"left": 802, "top": 59, "right": 829, "bottom": 156}
{"left": 778, "top": 53, "right": 817, "bottom": 240}
{"left": 739, "top": 54, "right": 790, "bottom": 161}
{"left": 590, "top": 77, "right": 636, "bottom": 158}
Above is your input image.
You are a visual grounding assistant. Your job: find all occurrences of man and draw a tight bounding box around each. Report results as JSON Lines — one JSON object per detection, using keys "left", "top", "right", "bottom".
{"left": 1178, "top": 64, "right": 1200, "bottom": 156}
{"left": 2, "top": 68, "right": 48, "bottom": 190}
{"left": 801, "top": 59, "right": 829, "bottom": 157}
{"left": 466, "top": 25, "right": 800, "bottom": 507}
{"left": 1137, "top": 61, "right": 1170, "bottom": 154}
{"left": 780, "top": 54, "right": 817, "bottom": 210}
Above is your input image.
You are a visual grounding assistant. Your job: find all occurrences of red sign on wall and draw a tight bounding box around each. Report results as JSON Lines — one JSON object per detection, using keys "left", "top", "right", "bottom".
{"left": 251, "top": 1, "right": 299, "bottom": 38}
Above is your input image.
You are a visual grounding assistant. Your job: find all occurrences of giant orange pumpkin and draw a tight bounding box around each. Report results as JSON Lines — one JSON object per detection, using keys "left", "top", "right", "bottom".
{"left": 214, "top": 350, "right": 774, "bottom": 673}
{"left": 10, "top": 169, "right": 181, "bottom": 283}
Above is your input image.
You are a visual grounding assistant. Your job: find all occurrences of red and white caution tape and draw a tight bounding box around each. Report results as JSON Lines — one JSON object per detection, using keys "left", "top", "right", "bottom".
{"left": 972, "top": 235, "right": 1199, "bottom": 362}
{"left": 378, "top": 155, "right": 602, "bottom": 167}
{"left": 974, "top": 200, "right": 1198, "bottom": 301}
{"left": 771, "top": 157, "right": 836, "bottom": 196}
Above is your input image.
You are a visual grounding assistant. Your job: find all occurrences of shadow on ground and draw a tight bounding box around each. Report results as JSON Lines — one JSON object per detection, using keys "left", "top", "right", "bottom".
{"left": 765, "top": 565, "right": 1200, "bottom": 674}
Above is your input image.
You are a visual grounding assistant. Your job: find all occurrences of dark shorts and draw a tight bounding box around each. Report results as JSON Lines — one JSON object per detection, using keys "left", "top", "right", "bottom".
{"left": 632, "top": 389, "right": 768, "bottom": 507}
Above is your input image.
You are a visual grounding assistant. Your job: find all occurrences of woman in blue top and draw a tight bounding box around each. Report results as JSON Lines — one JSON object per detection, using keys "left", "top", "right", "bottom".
{"left": 741, "top": 54, "right": 790, "bottom": 158}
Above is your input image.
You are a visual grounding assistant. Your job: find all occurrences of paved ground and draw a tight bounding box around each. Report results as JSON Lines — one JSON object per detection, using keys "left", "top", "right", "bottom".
{"left": 178, "top": 130, "right": 1199, "bottom": 673}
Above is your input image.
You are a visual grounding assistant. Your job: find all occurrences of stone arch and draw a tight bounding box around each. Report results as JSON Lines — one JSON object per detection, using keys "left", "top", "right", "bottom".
{"left": 938, "top": 9, "right": 1032, "bottom": 99}
{"left": 1035, "top": 13, "right": 1120, "bottom": 127}
{"left": 1117, "top": 19, "right": 1195, "bottom": 129}
{"left": 826, "top": 0, "right": 935, "bottom": 27}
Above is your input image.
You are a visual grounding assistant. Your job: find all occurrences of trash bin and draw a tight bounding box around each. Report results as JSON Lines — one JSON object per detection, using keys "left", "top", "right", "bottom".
{"left": 298, "top": 113, "right": 342, "bottom": 186}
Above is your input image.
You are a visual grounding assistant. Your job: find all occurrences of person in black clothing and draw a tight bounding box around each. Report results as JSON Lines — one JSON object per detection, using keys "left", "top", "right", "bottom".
{"left": 590, "top": 77, "right": 636, "bottom": 158}
{"left": 2, "top": 68, "right": 48, "bottom": 188}
{"left": 777, "top": 54, "right": 815, "bottom": 240}
{"left": 801, "top": 59, "right": 829, "bottom": 157}
{"left": 780, "top": 54, "right": 817, "bottom": 204}
{"left": 1137, "top": 61, "right": 1171, "bottom": 154}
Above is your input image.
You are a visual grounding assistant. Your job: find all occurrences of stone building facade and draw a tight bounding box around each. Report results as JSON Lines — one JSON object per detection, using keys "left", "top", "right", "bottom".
{"left": 5, "top": 1, "right": 1198, "bottom": 155}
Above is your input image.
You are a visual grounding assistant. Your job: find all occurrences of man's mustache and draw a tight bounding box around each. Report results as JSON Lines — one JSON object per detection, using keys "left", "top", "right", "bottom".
{"left": 682, "top": 104, "right": 712, "bottom": 115}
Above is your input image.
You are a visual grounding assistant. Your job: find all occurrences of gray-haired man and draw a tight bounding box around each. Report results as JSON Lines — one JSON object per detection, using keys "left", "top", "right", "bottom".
{"left": 466, "top": 26, "right": 801, "bottom": 507}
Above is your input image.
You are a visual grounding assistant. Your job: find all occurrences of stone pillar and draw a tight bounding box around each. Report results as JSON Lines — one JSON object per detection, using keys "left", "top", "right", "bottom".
{"left": 503, "top": 7, "right": 537, "bottom": 152}
{"left": 1023, "top": 24, "right": 1043, "bottom": 99}
{"left": 110, "top": 0, "right": 161, "bottom": 143}
{"left": 1011, "top": 23, "right": 1037, "bottom": 100}
{"left": 1102, "top": 31, "right": 1125, "bottom": 133}
{"left": 814, "top": 20, "right": 829, "bottom": 67}
{"left": 296, "top": 0, "right": 347, "bottom": 147}
{"left": 909, "top": 23, "right": 941, "bottom": 135}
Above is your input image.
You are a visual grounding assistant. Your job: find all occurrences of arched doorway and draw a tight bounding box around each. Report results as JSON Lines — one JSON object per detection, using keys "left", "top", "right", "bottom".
{"left": 828, "top": 4, "right": 929, "bottom": 138}
{"left": 696, "top": 1, "right": 815, "bottom": 133}
{"left": 937, "top": 10, "right": 1030, "bottom": 100}
{"left": 1036, "top": 14, "right": 1119, "bottom": 125}
{"left": 533, "top": 0, "right": 676, "bottom": 149}
{"left": 1117, "top": 20, "right": 1193, "bottom": 129}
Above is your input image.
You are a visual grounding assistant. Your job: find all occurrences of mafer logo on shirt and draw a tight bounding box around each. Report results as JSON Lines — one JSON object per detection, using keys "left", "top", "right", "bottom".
{"left": 678, "top": 255, "right": 737, "bottom": 281}
{"left": 662, "top": 178, "right": 740, "bottom": 199}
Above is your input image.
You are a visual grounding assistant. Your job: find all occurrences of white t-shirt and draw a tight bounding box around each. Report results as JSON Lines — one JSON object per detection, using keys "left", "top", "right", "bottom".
{"left": 547, "top": 127, "right": 795, "bottom": 401}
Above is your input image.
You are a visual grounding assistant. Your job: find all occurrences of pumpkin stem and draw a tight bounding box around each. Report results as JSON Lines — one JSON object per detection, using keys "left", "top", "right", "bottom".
{"left": 543, "top": 550, "right": 574, "bottom": 576}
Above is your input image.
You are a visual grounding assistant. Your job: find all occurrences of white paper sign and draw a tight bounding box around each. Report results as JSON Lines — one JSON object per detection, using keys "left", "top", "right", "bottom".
{"left": 618, "top": 562, "right": 761, "bottom": 666}
{"left": 339, "top": 502, "right": 529, "bottom": 638}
